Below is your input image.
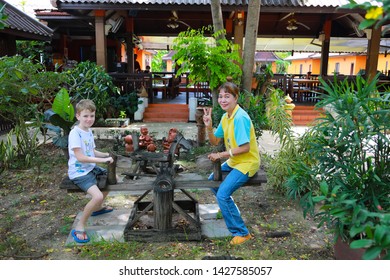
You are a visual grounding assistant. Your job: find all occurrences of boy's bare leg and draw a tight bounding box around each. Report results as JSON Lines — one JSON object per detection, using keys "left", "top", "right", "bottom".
{"left": 74, "top": 185, "right": 103, "bottom": 241}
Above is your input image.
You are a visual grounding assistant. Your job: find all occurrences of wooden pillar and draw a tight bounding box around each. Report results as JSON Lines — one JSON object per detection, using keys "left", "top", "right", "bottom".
{"left": 365, "top": 27, "right": 381, "bottom": 81}
{"left": 225, "top": 18, "right": 233, "bottom": 40}
{"left": 125, "top": 17, "right": 135, "bottom": 73}
{"left": 94, "top": 10, "right": 107, "bottom": 70}
{"left": 320, "top": 18, "right": 331, "bottom": 77}
{"left": 234, "top": 11, "right": 245, "bottom": 58}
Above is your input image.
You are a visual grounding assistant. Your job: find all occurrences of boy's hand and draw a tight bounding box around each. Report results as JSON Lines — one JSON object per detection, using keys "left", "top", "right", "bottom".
{"left": 105, "top": 156, "right": 114, "bottom": 164}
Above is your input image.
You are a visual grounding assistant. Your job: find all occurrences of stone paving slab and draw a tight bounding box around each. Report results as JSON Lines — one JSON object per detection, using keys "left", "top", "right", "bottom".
{"left": 65, "top": 209, "right": 131, "bottom": 246}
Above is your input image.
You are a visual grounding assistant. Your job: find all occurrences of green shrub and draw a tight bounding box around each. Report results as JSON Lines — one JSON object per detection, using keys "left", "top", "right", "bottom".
{"left": 64, "top": 61, "right": 119, "bottom": 120}
{"left": 108, "top": 91, "right": 141, "bottom": 120}
{"left": 0, "top": 56, "right": 64, "bottom": 125}
{"left": 287, "top": 74, "right": 390, "bottom": 259}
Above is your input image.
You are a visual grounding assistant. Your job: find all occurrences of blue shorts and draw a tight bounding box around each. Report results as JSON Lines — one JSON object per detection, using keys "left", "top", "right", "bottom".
{"left": 71, "top": 166, "right": 107, "bottom": 192}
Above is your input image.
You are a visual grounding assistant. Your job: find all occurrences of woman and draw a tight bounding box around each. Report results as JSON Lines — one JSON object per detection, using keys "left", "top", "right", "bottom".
{"left": 203, "top": 80, "right": 260, "bottom": 245}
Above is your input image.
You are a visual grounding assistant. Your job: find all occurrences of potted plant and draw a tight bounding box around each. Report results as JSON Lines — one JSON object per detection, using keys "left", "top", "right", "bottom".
{"left": 118, "top": 110, "right": 128, "bottom": 127}
{"left": 286, "top": 74, "right": 390, "bottom": 260}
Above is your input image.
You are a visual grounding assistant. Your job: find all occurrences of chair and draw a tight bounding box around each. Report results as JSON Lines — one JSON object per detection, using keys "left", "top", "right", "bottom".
{"left": 194, "top": 82, "right": 211, "bottom": 105}
{"left": 167, "top": 75, "right": 181, "bottom": 99}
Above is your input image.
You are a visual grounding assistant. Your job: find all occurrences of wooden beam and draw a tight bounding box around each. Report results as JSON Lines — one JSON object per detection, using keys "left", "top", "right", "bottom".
{"left": 365, "top": 27, "right": 381, "bottom": 81}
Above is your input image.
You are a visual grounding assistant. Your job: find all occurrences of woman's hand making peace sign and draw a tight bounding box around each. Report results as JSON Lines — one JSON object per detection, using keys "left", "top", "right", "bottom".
{"left": 202, "top": 107, "right": 212, "bottom": 127}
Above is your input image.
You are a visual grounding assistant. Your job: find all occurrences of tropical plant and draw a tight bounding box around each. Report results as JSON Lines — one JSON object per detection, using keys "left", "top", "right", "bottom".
{"left": 0, "top": 55, "right": 65, "bottom": 126}
{"left": 151, "top": 50, "right": 168, "bottom": 72}
{"left": 0, "top": 134, "right": 17, "bottom": 173}
{"left": 262, "top": 86, "right": 312, "bottom": 194}
{"left": 287, "top": 74, "right": 390, "bottom": 259}
{"left": 253, "top": 64, "right": 274, "bottom": 96}
{"left": 239, "top": 90, "right": 268, "bottom": 137}
{"left": 275, "top": 58, "right": 290, "bottom": 74}
{"left": 0, "top": 121, "right": 41, "bottom": 172}
{"left": 16, "top": 41, "right": 46, "bottom": 62}
{"left": 108, "top": 91, "right": 141, "bottom": 121}
{"left": 173, "top": 27, "right": 242, "bottom": 107}
{"left": 44, "top": 88, "right": 76, "bottom": 149}
{"left": 64, "top": 61, "right": 119, "bottom": 120}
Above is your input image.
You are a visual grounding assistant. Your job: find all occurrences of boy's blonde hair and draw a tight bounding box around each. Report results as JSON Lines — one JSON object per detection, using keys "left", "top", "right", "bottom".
{"left": 76, "top": 99, "right": 96, "bottom": 114}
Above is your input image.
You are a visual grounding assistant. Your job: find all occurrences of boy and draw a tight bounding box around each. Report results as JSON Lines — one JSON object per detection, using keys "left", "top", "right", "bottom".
{"left": 68, "top": 99, "right": 114, "bottom": 243}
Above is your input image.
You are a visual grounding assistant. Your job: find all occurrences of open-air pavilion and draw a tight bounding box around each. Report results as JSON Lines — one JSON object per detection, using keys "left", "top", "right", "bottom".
{"left": 37, "top": 0, "right": 389, "bottom": 78}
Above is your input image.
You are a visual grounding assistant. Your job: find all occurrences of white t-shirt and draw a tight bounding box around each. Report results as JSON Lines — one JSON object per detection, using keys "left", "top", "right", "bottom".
{"left": 68, "top": 125, "right": 96, "bottom": 179}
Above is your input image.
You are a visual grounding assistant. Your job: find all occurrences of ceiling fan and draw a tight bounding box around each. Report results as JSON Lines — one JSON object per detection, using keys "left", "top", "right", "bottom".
{"left": 105, "top": 16, "right": 124, "bottom": 34}
{"left": 167, "top": 11, "right": 190, "bottom": 29}
{"left": 280, "top": 13, "right": 310, "bottom": 31}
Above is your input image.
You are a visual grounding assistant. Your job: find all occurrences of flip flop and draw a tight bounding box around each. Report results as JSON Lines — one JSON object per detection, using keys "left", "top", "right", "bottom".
{"left": 91, "top": 206, "right": 113, "bottom": 216}
{"left": 71, "top": 229, "right": 90, "bottom": 243}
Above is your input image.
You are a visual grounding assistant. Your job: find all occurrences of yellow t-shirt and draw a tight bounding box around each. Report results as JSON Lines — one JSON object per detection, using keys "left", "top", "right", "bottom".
{"left": 214, "top": 105, "right": 260, "bottom": 177}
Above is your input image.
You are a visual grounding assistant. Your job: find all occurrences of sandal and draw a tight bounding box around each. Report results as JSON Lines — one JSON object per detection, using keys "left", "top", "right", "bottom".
{"left": 71, "top": 229, "right": 90, "bottom": 243}
{"left": 91, "top": 206, "right": 113, "bottom": 216}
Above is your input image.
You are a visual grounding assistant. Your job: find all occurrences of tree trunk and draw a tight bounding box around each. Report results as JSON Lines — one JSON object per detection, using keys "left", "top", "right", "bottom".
{"left": 242, "top": 0, "right": 261, "bottom": 96}
{"left": 210, "top": 0, "right": 225, "bottom": 40}
{"left": 210, "top": 0, "right": 225, "bottom": 107}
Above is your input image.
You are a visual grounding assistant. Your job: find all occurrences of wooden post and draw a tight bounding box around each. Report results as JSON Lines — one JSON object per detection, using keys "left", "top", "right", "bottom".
{"left": 153, "top": 190, "right": 173, "bottom": 230}
{"left": 213, "top": 159, "right": 222, "bottom": 181}
{"left": 107, "top": 153, "right": 117, "bottom": 185}
{"left": 195, "top": 107, "right": 206, "bottom": 146}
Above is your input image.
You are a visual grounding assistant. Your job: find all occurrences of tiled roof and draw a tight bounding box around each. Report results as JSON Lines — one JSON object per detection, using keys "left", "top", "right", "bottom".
{"left": 55, "top": 0, "right": 350, "bottom": 8}
{"left": 35, "top": 10, "right": 70, "bottom": 17}
{"left": 255, "top": 51, "right": 280, "bottom": 62}
{"left": 1, "top": 0, "right": 53, "bottom": 40}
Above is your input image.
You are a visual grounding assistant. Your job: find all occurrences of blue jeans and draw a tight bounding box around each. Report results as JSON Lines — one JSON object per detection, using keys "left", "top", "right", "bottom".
{"left": 71, "top": 165, "right": 107, "bottom": 192}
{"left": 208, "top": 162, "right": 250, "bottom": 236}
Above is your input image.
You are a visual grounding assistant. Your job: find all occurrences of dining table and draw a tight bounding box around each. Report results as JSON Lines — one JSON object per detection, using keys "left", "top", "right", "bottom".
{"left": 152, "top": 76, "right": 171, "bottom": 99}
{"left": 292, "top": 78, "right": 321, "bottom": 103}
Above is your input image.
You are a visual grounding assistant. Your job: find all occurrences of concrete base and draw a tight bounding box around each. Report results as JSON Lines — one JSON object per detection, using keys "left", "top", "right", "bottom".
{"left": 66, "top": 204, "right": 229, "bottom": 246}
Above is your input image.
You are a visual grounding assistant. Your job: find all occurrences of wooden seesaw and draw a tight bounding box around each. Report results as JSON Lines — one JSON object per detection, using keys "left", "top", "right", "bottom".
{"left": 60, "top": 132, "right": 267, "bottom": 242}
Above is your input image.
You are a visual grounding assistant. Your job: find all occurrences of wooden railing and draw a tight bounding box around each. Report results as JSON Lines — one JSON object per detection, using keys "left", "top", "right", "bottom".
{"left": 109, "top": 72, "right": 194, "bottom": 104}
{"left": 109, "top": 72, "right": 153, "bottom": 102}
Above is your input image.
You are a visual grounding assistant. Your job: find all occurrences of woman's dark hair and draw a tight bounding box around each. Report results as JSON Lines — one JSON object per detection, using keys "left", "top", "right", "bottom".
{"left": 218, "top": 76, "right": 239, "bottom": 96}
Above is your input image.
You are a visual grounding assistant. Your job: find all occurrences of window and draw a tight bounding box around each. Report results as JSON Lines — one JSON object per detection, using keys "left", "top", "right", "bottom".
{"left": 350, "top": 63, "right": 354, "bottom": 75}
{"left": 335, "top": 63, "right": 340, "bottom": 74}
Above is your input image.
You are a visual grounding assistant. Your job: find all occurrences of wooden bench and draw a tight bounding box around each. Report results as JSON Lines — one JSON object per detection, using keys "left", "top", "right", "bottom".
{"left": 59, "top": 174, "right": 108, "bottom": 193}
{"left": 59, "top": 155, "right": 117, "bottom": 193}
